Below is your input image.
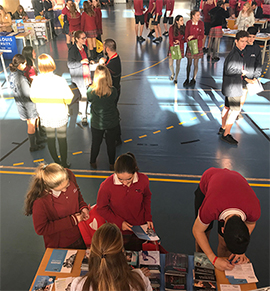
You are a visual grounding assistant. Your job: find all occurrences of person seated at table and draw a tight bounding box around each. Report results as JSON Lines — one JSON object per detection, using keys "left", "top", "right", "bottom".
{"left": 24, "top": 163, "right": 90, "bottom": 249}
{"left": 251, "top": 1, "right": 263, "bottom": 19}
{"left": 0, "top": 5, "right": 12, "bottom": 32}
{"left": 12, "top": 5, "right": 29, "bottom": 20}
{"left": 235, "top": 2, "right": 255, "bottom": 30}
{"left": 70, "top": 223, "right": 152, "bottom": 291}
{"left": 96, "top": 152, "right": 154, "bottom": 251}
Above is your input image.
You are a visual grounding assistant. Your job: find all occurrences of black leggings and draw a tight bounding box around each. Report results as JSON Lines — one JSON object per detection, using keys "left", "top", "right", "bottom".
{"left": 46, "top": 124, "right": 68, "bottom": 165}
{"left": 90, "top": 126, "right": 118, "bottom": 165}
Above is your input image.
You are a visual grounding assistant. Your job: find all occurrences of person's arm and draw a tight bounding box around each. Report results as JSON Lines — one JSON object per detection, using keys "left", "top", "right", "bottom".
{"left": 96, "top": 181, "right": 126, "bottom": 229}
{"left": 32, "top": 198, "right": 82, "bottom": 236}
{"left": 20, "top": 74, "right": 31, "bottom": 98}
{"left": 142, "top": 176, "right": 153, "bottom": 223}
{"left": 197, "top": 21, "right": 204, "bottom": 40}
{"left": 169, "top": 0, "right": 174, "bottom": 17}
{"left": 224, "top": 54, "right": 243, "bottom": 76}
{"left": 67, "top": 47, "right": 83, "bottom": 69}
{"left": 192, "top": 217, "right": 234, "bottom": 271}
{"left": 151, "top": 2, "right": 156, "bottom": 14}
{"left": 169, "top": 26, "right": 174, "bottom": 47}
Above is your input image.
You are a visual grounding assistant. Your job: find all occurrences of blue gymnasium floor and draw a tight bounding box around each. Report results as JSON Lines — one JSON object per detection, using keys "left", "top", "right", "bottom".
{"left": 0, "top": 1, "right": 270, "bottom": 290}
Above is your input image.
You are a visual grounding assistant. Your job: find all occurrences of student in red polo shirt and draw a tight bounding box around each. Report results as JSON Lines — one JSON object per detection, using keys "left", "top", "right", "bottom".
{"left": 134, "top": 0, "right": 146, "bottom": 42}
{"left": 163, "top": 0, "right": 175, "bottom": 36}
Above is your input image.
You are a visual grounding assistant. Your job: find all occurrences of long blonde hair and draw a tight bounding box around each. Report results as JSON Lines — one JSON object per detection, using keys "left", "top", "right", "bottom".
{"left": 243, "top": 2, "right": 253, "bottom": 16}
{"left": 38, "top": 53, "right": 56, "bottom": 74}
{"left": 24, "top": 163, "right": 68, "bottom": 216}
{"left": 82, "top": 223, "right": 146, "bottom": 291}
{"left": 91, "top": 65, "right": 112, "bottom": 97}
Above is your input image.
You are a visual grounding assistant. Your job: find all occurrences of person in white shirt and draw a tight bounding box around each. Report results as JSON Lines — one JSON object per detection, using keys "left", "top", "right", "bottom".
{"left": 70, "top": 223, "right": 153, "bottom": 291}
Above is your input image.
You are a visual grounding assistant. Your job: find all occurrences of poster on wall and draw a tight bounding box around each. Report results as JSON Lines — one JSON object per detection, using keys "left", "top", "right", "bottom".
{"left": 0, "top": 35, "right": 18, "bottom": 59}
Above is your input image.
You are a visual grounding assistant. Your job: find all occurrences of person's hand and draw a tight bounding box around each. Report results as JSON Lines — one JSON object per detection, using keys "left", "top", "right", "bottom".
{"left": 188, "top": 35, "right": 194, "bottom": 41}
{"left": 234, "top": 24, "right": 237, "bottom": 28}
{"left": 140, "top": 267, "right": 151, "bottom": 277}
{"left": 75, "top": 212, "right": 83, "bottom": 223}
{"left": 174, "top": 40, "right": 179, "bottom": 44}
{"left": 228, "top": 253, "right": 249, "bottom": 265}
{"left": 81, "top": 208, "right": 90, "bottom": 220}
{"left": 122, "top": 221, "right": 132, "bottom": 231}
{"left": 81, "top": 58, "right": 89, "bottom": 64}
{"left": 99, "top": 57, "right": 106, "bottom": 65}
{"left": 147, "top": 221, "right": 154, "bottom": 229}
{"left": 232, "top": 14, "right": 235, "bottom": 18}
{"left": 214, "top": 257, "right": 234, "bottom": 271}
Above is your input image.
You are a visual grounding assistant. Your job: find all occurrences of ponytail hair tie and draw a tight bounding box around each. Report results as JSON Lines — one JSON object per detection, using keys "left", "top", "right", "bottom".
{"left": 101, "top": 254, "right": 106, "bottom": 259}
{"left": 43, "top": 164, "right": 48, "bottom": 170}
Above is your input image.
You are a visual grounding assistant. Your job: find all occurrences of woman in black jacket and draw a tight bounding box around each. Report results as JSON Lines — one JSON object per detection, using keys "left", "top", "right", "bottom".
{"left": 43, "top": 0, "right": 57, "bottom": 37}
{"left": 8, "top": 54, "right": 45, "bottom": 152}
{"left": 67, "top": 30, "right": 92, "bottom": 126}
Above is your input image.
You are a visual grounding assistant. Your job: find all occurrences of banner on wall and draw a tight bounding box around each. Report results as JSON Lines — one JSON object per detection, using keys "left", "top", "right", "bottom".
{"left": 0, "top": 35, "right": 18, "bottom": 59}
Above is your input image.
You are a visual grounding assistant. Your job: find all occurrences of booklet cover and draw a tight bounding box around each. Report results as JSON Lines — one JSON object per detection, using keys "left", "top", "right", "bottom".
{"left": 125, "top": 250, "right": 139, "bottom": 267}
{"left": 45, "top": 249, "right": 77, "bottom": 273}
{"left": 164, "top": 253, "right": 188, "bottom": 274}
{"left": 139, "top": 250, "right": 160, "bottom": 273}
{"left": 31, "top": 275, "right": 55, "bottom": 291}
{"left": 225, "top": 263, "right": 258, "bottom": 284}
{"left": 55, "top": 277, "right": 75, "bottom": 291}
{"left": 132, "top": 224, "right": 160, "bottom": 241}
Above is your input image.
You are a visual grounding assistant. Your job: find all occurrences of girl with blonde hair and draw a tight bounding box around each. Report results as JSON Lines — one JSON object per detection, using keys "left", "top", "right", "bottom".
{"left": 87, "top": 65, "right": 119, "bottom": 171}
{"left": 235, "top": 2, "right": 255, "bottom": 30}
{"left": 24, "top": 163, "right": 89, "bottom": 249}
{"left": 30, "top": 54, "right": 73, "bottom": 168}
{"left": 70, "top": 223, "right": 152, "bottom": 291}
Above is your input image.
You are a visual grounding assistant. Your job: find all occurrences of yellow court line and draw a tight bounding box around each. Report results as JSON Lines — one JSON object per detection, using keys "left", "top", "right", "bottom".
{"left": 121, "top": 57, "right": 168, "bottom": 79}
{"left": 153, "top": 130, "right": 161, "bottom": 134}
{"left": 73, "top": 151, "right": 83, "bottom": 155}
{"left": 33, "top": 159, "right": 44, "bottom": 163}
{"left": 191, "top": 117, "right": 197, "bottom": 120}
{"left": 166, "top": 126, "right": 174, "bottom": 130}
{"left": 124, "top": 139, "right": 132, "bottom": 143}
{"left": 0, "top": 170, "right": 269, "bottom": 187}
{"left": 179, "top": 121, "right": 186, "bottom": 125}
{"left": 139, "top": 135, "right": 147, "bottom": 138}
{"left": 12, "top": 162, "right": 24, "bottom": 166}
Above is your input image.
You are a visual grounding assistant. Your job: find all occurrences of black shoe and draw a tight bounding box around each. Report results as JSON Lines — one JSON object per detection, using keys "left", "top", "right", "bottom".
{"left": 217, "top": 127, "right": 225, "bottom": 135}
{"left": 207, "top": 55, "right": 211, "bottom": 60}
{"left": 174, "top": 80, "right": 177, "bottom": 84}
{"left": 203, "top": 47, "right": 208, "bottom": 54}
{"left": 109, "top": 164, "right": 114, "bottom": 171}
{"left": 82, "top": 118, "right": 88, "bottom": 126}
{"left": 147, "top": 31, "right": 154, "bottom": 38}
{"left": 212, "top": 56, "right": 220, "bottom": 62}
{"left": 115, "top": 139, "right": 122, "bottom": 146}
{"left": 189, "top": 78, "right": 196, "bottom": 86}
{"left": 159, "top": 36, "right": 163, "bottom": 42}
{"left": 90, "top": 162, "right": 97, "bottom": 169}
{"left": 221, "top": 134, "right": 238, "bottom": 145}
{"left": 137, "top": 36, "right": 140, "bottom": 42}
{"left": 139, "top": 36, "right": 145, "bottom": 42}
{"left": 183, "top": 79, "right": 189, "bottom": 87}
{"left": 30, "top": 144, "right": 45, "bottom": 152}
{"left": 153, "top": 37, "right": 161, "bottom": 43}
{"left": 163, "top": 31, "right": 168, "bottom": 36}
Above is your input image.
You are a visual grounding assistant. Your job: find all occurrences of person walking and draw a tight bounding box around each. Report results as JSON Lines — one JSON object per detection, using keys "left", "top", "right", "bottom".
{"left": 134, "top": 0, "right": 146, "bottom": 42}
{"left": 163, "top": 0, "right": 175, "bottom": 36}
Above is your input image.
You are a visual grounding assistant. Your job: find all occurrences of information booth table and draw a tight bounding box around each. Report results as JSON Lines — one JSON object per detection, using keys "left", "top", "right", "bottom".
{"left": 29, "top": 248, "right": 258, "bottom": 291}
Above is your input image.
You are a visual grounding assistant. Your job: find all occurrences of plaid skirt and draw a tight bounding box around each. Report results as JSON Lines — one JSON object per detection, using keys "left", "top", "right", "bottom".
{"left": 185, "top": 47, "right": 203, "bottom": 59}
{"left": 209, "top": 27, "right": 223, "bottom": 38}
{"left": 85, "top": 30, "right": 98, "bottom": 38}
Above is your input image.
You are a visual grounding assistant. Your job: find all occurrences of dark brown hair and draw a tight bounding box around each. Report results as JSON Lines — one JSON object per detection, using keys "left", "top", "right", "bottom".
{"left": 114, "top": 152, "right": 139, "bottom": 174}
{"left": 9, "top": 54, "right": 26, "bottom": 72}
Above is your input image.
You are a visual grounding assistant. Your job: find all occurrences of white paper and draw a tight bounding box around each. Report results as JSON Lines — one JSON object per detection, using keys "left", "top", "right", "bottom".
{"left": 55, "top": 277, "right": 75, "bottom": 291}
{"left": 225, "top": 263, "right": 258, "bottom": 283}
{"left": 220, "top": 284, "right": 241, "bottom": 291}
{"left": 247, "top": 80, "right": 264, "bottom": 96}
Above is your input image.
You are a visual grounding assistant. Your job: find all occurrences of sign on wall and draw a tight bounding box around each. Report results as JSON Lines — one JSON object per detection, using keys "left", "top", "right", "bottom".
{"left": 0, "top": 35, "right": 18, "bottom": 59}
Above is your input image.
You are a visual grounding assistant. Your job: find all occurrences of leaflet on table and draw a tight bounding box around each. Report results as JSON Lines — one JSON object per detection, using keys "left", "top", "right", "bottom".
{"left": 55, "top": 277, "right": 76, "bottom": 291}
{"left": 45, "top": 249, "right": 77, "bottom": 273}
{"left": 225, "top": 263, "right": 258, "bottom": 284}
{"left": 31, "top": 275, "right": 55, "bottom": 291}
{"left": 132, "top": 224, "right": 160, "bottom": 241}
{"left": 220, "top": 284, "right": 241, "bottom": 291}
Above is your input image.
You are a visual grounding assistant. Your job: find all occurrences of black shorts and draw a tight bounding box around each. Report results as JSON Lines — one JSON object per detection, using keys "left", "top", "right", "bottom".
{"left": 194, "top": 185, "right": 224, "bottom": 237}
{"left": 204, "top": 22, "right": 211, "bottom": 36}
{"left": 147, "top": 12, "right": 153, "bottom": 22}
{"left": 163, "top": 15, "right": 173, "bottom": 24}
{"left": 225, "top": 96, "right": 241, "bottom": 111}
{"left": 135, "top": 14, "right": 144, "bottom": 25}
{"left": 152, "top": 14, "right": 162, "bottom": 25}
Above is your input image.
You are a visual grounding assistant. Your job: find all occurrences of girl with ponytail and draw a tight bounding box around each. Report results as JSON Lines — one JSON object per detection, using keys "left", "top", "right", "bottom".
{"left": 24, "top": 163, "right": 89, "bottom": 249}
{"left": 70, "top": 223, "right": 152, "bottom": 291}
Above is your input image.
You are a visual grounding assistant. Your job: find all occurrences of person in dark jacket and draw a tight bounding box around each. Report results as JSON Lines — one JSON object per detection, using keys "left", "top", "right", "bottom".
{"left": 8, "top": 54, "right": 45, "bottom": 152}
{"left": 87, "top": 65, "right": 119, "bottom": 171}
{"left": 32, "top": 0, "right": 44, "bottom": 17}
{"left": 12, "top": 5, "right": 29, "bottom": 20}
{"left": 207, "top": 0, "right": 229, "bottom": 61}
{"left": 238, "top": 26, "right": 262, "bottom": 118}
{"left": 43, "top": 0, "right": 57, "bottom": 37}
{"left": 67, "top": 31, "right": 92, "bottom": 126}
{"left": 219, "top": 30, "right": 249, "bottom": 145}
{"left": 251, "top": 1, "right": 263, "bottom": 18}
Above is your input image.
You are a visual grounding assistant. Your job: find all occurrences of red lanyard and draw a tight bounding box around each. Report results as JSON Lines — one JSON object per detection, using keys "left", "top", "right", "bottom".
{"left": 106, "top": 53, "right": 117, "bottom": 65}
